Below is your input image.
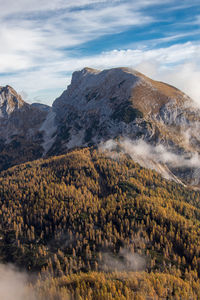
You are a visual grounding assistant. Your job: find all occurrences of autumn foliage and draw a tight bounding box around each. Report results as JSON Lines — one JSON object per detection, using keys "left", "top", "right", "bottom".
{"left": 0, "top": 147, "right": 200, "bottom": 298}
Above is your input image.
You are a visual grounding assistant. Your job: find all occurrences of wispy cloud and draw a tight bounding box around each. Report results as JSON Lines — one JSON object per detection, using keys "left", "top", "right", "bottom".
{"left": 2, "top": 41, "right": 200, "bottom": 105}
{"left": 0, "top": 0, "right": 199, "bottom": 104}
{"left": 101, "top": 249, "right": 146, "bottom": 272}
{"left": 100, "top": 138, "right": 200, "bottom": 184}
{"left": 0, "top": 0, "right": 154, "bottom": 69}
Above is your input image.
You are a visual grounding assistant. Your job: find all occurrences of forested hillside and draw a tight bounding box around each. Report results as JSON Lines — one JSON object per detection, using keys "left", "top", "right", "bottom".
{"left": 0, "top": 147, "right": 200, "bottom": 299}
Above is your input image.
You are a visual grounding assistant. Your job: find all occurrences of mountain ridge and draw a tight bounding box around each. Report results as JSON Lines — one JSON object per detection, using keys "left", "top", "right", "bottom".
{"left": 1, "top": 67, "right": 200, "bottom": 186}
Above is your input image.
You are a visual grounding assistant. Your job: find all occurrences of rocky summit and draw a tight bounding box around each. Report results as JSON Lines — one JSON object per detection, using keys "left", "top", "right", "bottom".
{"left": 1, "top": 67, "right": 200, "bottom": 186}
{"left": 0, "top": 86, "right": 50, "bottom": 170}
{"left": 52, "top": 67, "right": 195, "bottom": 153}
{"left": 0, "top": 85, "right": 25, "bottom": 118}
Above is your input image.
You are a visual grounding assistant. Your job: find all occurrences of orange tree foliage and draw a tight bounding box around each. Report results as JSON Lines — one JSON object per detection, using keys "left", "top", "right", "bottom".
{"left": 0, "top": 147, "right": 200, "bottom": 298}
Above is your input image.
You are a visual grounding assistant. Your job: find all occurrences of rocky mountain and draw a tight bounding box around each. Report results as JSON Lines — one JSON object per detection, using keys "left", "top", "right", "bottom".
{"left": 0, "top": 85, "right": 52, "bottom": 170}
{"left": 0, "top": 85, "right": 25, "bottom": 117}
{"left": 1, "top": 68, "right": 200, "bottom": 300}
{"left": 50, "top": 67, "right": 200, "bottom": 186}
{"left": 1, "top": 67, "right": 200, "bottom": 186}
{"left": 50, "top": 67, "right": 195, "bottom": 154}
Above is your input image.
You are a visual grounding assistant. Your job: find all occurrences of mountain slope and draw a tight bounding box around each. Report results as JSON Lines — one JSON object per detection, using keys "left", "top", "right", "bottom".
{"left": 0, "top": 147, "right": 200, "bottom": 298}
{"left": 34, "top": 271, "right": 200, "bottom": 299}
{"left": 2, "top": 68, "right": 200, "bottom": 299}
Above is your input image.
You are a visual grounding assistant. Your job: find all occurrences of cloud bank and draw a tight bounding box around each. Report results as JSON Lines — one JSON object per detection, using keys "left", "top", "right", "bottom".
{"left": 101, "top": 138, "right": 200, "bottom": 168}
{"left": 100, "top": 138, "right": 200, "bottom": 183}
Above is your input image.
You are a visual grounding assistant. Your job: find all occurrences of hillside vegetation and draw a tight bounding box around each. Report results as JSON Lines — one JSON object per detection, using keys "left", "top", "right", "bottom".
{"left": 0, "top": 147, "right": 200, "bottom": 298}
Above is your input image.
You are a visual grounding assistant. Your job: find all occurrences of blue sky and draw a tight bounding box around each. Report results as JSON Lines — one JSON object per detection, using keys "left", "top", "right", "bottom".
{"left": 0, "top": 0, "right": 200, "bottom": 105}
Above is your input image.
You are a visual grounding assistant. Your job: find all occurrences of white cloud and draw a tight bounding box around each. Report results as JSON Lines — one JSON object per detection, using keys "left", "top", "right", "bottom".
{"left": 0, "top": 0, "right": 169, "bottom": 16}
{"left": 0, "top": 0, "right": 154, "bottom": 69}
{"left": 155, "top": 63, "right": 200, "bottom": 105}
{"left": 0, "top": 264, "right": 36, "bottom": 300}
{"left": 100, "top": 138, "right": 200, "bottom": 184}
{"left": 101, "top": 138, "right": 200, "bottom": 169}
{"left": 2, "top": 41, "right": 200, "bottom": 105}
{"left": 101, "top": 249, "right": 146, "bottom": 272}
{"left": 0, "top": 0, "right": 156, "bottom": 97}
{"left": 0, "top": 0, "right": 199, "bottom": 105}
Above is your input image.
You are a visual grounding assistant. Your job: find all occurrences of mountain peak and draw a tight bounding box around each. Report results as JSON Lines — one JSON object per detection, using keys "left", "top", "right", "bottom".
{"left": 50, "top": 67, "right": 200, "bottom": 183}
{"left": 0, "top": 85, "right": 26, "bottom": 118}
{"left": 53, "top": 66, "right": 189, "bottom": 117}
{"left": 82, "top": 67, "right": 100, "bottom": 74}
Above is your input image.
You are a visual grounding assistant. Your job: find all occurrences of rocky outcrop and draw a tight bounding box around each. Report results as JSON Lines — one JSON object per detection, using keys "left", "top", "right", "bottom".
{"left": 0, "top": 85, "right": 26, "bottom": 118}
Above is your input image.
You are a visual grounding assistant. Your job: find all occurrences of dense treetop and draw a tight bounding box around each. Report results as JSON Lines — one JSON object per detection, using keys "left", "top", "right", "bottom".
{"left": 0, "top": 147, "right": 200, "bottom": 299}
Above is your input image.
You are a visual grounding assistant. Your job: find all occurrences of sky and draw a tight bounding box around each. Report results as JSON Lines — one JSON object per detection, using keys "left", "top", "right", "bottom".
{"left": 0, "top": 0, "right": 200, "bottom": 105}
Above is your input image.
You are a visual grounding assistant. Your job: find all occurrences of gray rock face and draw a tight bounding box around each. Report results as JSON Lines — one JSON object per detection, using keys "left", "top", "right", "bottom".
{"left": 2, "top": 67, "right": 200, "bottom": 187}
{"left": 0, "top": 86, "right": 54, "bottom": 170}
{"left": 0, "top": 85, "right": 26, "bottom": 118}
{"left": 50, "top": 68, "right": 196, "bottom": 153}
{"left": 51, "top": 68, "right": 149, "bottom": 154}
{"left": 50, "top": 67, "right": 200, "bottom": 187}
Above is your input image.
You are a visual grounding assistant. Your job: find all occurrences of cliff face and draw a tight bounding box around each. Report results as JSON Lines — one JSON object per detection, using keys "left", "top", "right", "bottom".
{"left": 2, "top": 67, "right": 200, "bottom": 186}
